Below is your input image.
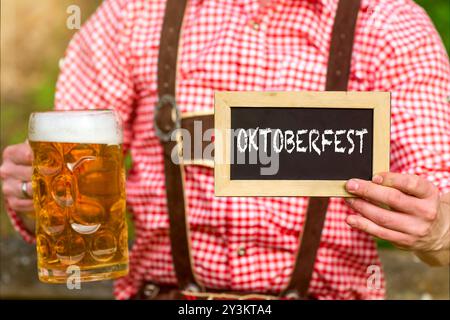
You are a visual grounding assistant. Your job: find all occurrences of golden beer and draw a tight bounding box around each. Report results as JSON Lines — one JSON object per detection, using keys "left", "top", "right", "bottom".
{"left": 28, "top": 110, "right": 128, "bottom": 283}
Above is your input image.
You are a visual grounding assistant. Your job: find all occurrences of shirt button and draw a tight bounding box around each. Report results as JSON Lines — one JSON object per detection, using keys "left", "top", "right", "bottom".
{"left": 237, "top": 246, "right": 246, "bottom": 256}
{"left": 249, "top": 20, "right": 260, "bottom": 31}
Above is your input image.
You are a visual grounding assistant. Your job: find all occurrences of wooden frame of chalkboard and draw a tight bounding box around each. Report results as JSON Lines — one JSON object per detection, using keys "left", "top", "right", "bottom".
{"left": 214, "top": 91, "right": 390, "bottom": 197}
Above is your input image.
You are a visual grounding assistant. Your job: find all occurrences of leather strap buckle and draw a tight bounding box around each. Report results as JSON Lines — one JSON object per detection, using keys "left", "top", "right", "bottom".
{"left": 142, "top": 283, "right": 160, "bottom": 299}
{"left": 183, "top": 282, "right": 202, "bottom": 293}
{"left": 154, "top": 94, "right": 181, "bottom": 142}
{"left": 282, "top": 289, "right": 301, "bottom": 300}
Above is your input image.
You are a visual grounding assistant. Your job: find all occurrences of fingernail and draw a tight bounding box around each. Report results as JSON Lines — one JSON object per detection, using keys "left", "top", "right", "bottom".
{"left": 372, "top": 175, "right": 383, "bottom": 184}
{"left": 345, "top": 198, "right": 354, "bottom": 205}
{"left": 346, "top": 216, "right": 356, "bottom": 225}
{"left": 346, "top": 179, "right": 359, "bottom": 192}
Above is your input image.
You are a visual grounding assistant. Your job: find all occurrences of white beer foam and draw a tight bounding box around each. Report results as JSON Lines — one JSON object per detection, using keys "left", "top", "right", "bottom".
{"left": 28, "top": 110, "right": 123, "bottom": 145}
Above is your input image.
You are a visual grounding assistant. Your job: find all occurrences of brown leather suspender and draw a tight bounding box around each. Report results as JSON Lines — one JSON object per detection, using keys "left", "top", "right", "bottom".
{"left": 326, "top": 0, "right": 362, "bottom": 92}
{"left": 155, "top": 0, "right": 200, "bottom": 292}
{"left": 154, "top": 0, "right": 361, "bottom": 297}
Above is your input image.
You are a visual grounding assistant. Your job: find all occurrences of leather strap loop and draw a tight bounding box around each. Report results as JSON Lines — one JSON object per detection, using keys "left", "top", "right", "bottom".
{"left": 155, "top": 94, "right": 181, "bottom": 142}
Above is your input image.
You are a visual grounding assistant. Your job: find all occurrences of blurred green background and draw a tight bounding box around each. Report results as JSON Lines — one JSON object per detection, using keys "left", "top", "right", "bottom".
{"left": 0, "top": 0, "right": 449, "bottom": 299}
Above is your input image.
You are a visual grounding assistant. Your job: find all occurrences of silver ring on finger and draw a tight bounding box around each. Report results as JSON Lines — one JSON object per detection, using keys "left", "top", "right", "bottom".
{"left": 21, "top": 181, "right": 32, "bottom": 199}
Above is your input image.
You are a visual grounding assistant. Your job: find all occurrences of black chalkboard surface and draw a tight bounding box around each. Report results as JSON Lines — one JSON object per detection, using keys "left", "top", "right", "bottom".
{"left": 230, "top": 107, "right": 374, "bottom": 180}
{"left": 214, "top": 91, "right": 390, "bottom": 197}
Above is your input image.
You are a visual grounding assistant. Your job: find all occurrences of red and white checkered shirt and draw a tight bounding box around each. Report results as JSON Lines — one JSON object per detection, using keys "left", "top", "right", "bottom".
{"left": 7, "top": 0, "right": 450, "bottom": 299}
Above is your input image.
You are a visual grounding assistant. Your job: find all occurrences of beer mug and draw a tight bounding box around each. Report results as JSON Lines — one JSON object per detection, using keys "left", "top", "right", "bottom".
{"left": 28, "top": 110, "right": 129, "bottom": 283}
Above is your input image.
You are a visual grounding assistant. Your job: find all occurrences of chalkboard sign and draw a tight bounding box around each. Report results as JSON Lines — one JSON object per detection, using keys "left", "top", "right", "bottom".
{"left": 214, "top": 92, "right": 390, "bottom": 197}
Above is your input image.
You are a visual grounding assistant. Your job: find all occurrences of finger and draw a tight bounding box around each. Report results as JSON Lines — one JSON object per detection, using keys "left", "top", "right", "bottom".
{"left": 7, "top": 197, "right": 34, "bottom": 212}
{"left": 372, "top": 172, "right": 435, "bottom": 199}
{"left": 0, "top": 161, "right": 32, "bottom": 181}
{"left": 346, "top": 198, "right": 430, "bottom": 237}
{"left": 346, "top": 178, "right": 423, "bottom": 215}
{"left": 2, "top": 180, "right": 33, "bottom": 198}
{"left": 2, "top": 142, "right": 33, "bottom": 165}
{"left": 346, "top": 214, "right": 415, "bottom": 248}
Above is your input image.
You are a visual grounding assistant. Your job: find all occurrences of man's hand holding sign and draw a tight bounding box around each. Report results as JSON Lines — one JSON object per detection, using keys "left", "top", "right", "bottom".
{"left": 346, "top": 173, "right": 450, "bottom": 265}
{"left": 215, "top": 91, "right": 449, "bottom": 267}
